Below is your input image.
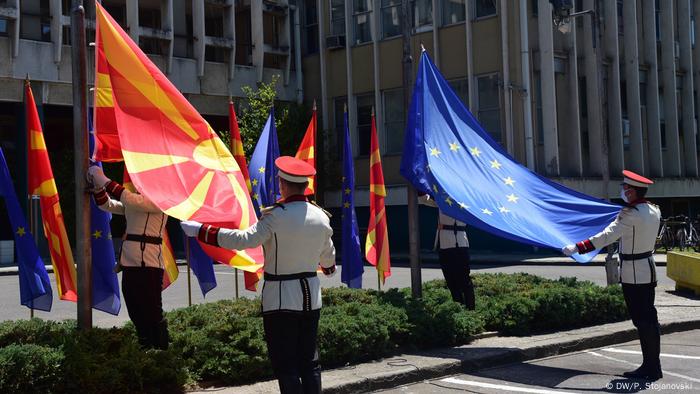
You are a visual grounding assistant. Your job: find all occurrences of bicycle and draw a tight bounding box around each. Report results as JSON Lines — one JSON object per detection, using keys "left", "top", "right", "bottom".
{"left": 656, "top": 218, "right": 674, "bottom": 252}
{"left": 684, "top": 217, "right": 700, "bottom": 252}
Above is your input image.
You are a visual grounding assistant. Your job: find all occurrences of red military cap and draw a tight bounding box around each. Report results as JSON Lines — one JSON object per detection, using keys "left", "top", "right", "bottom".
{"left": 275, "top": 156, "right": 316, "bottom": 183}
{"left": 622, "top": 170, "right": 654, "bottom": 188}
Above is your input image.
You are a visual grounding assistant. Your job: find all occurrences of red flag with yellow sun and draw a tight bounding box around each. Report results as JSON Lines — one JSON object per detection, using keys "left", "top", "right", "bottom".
{"left": 94, "top": 2, "right": 263, "bottom": 275}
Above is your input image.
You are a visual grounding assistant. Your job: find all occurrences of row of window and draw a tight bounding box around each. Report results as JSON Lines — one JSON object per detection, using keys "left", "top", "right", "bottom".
{"left": 333, "top": 73, "right": 502, "bottom": 158}
{"left": 303, "top": 0, "right": 497, "bottom": 54}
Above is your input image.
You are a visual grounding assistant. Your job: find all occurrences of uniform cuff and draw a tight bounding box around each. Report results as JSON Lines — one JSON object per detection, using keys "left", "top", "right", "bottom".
{"left": 197, "top": 224, "right": 221, "bottom": 246}
{"left": 105, "top": 181, "right": 125, "bottom": 199}
{"left": 93, "top": 189, "right": 108, "bottom": 205}
{"left": 576, "top": 239, "right": 595, "bottom": 254}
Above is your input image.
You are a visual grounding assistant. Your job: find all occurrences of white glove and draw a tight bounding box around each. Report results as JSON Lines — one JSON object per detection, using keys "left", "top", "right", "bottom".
{"left": 180, "top": 220, "right": 202, "bottom": 237}
{"left": 561, "top": 244, "right": 578, "bottom": 257}
{"left": 87, "top": 166, "right": 110, "bottom": 188}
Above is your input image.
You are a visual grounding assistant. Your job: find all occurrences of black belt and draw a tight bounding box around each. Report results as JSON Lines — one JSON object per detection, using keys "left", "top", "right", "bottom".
{"left": 619, "top": 251, "right": 653, "bottom": 261}
{"left": 125, "top": 234, "right": 162, "bottom": 245}
{"left": 442, "top": 225, "right": 467, "bottom": 232}
{"left": 264, "top": 272, "right": 317, "bottom": 281}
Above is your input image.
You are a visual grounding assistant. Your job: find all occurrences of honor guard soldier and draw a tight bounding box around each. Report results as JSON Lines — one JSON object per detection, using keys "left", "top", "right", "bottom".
{"left": 181, "top": 156, "right": 336, "bottom": 394}
{"left": 562, "top": 170, "right": 662, "bottom": 381}
{"left": 419, "top": 194, "right": 475, "bottom": 309}
{"left": 87, "top": 166, "right": 170, "bottom": 350}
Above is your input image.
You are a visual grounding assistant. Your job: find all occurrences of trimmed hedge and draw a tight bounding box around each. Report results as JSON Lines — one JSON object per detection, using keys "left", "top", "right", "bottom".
{"left": 0, "top": 273, "right": 628, "bottom": 392}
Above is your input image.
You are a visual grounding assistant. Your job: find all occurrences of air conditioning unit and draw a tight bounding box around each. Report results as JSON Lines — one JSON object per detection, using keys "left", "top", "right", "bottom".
{"left": 326, "top": 35, "right": 346, "bottom": 50}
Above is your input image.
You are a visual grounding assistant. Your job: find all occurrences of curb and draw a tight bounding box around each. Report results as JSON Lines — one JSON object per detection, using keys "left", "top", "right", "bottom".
{"left": 322, "top": 319, "right": 700, "bottom": 394}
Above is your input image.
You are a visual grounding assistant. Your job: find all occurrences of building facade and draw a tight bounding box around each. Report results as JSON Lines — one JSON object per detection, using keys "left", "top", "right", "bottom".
{"left": 301, "top": 0, "right": 700, "bottom": 253}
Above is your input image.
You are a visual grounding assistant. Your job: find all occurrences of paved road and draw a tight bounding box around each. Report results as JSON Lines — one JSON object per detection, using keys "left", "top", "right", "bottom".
{"left": 0, "top": 263, "right": 674, "bottom": 327}
{"left": 379, "top": 330, "right": 700, "bottom": 393}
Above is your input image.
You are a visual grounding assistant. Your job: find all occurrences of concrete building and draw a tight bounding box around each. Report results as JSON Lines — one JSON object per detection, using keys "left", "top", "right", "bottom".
{"left": 301, "top": 0, "right": 700, "bottom": 253}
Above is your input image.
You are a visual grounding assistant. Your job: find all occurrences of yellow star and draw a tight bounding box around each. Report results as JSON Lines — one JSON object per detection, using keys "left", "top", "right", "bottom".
{"left": 490, "top": 159, "right": 502, "bottom": 170}
{"left": 430, "top": 147, "right": 441, "bottom": 157}
{"left": 503, "top": 177, "right": 516, "bottom": 187}
{"left": 258, "top": 166, "right": 265, "bottom": 174}
{"left": 253, "top": 193, "right": 260, "bottom": 201}
{"left": 342, "top": 176, "right": 346, "bottom": 182}
{"left": 449, "top": 142, "right": 460, "bottom": 152}
{"left": 507, "top": 193, "right": 519, "bottom": 203}
{"left": 344, "top": 188, "right": 351, "bottom": 195}
{"left": 343, "top": 202, "right": 350, "bottom": 209}
{"left": 251, "top": 178, "right": 259, "bottom": 186}
{"left": 16, "top": 227, "right": 26, "bottom": 237}
{"left": 481, "top": 208, "right": 493, "bottom": 215}
{"left": 499, "top": 206, "right": 510, "bottom": 214}
{"left": 470, "top": 147, "right": 481, "bottom": 157}
{"left": 92, "top": 230, "right": 102, "bottom": 239}
{"left": 445, "top": 197, "right": 453, "bottom": 206}
{"left": 458, "top": 202, "right": 469, "bottom": 210}
{"left": 432, "top": 184, "right": 438, "bottom": 193}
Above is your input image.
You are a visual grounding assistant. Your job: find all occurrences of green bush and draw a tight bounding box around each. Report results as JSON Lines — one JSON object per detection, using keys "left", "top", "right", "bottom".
{"left": 0, "top": 274, "right": 627, "bottom": 391}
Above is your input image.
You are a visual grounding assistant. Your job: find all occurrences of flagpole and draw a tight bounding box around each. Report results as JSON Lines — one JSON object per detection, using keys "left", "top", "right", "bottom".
{"left": 377, "top": 269, "right": 381, "bottom": 292}
{"left": 228, "top": 96, "right": 240, "bottom": 300}
{"left": 27, "top": 195, "right": 35, "bottom": 319}
{"left": 186, "top": 239, "right": 192, "bottom": 307}
{"left": 70, "top": 0, "right": 92, "bottom": 330}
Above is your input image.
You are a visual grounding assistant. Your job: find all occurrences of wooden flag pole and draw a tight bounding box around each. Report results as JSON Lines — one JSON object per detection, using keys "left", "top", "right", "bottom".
{"left": 186, "top": 239, "right": 192, "bottom": 307}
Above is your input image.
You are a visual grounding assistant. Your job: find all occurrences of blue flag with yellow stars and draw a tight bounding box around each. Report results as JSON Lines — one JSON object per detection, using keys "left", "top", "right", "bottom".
{"left": 249, "top": 108, "right": 280, "bottom": 214}
{"left": 89, "top": 109, "right": 121, "bottom": 315}
{"left": 185, "top": 235, "right": 217, "bottom": 297}
{"left": 0, "top": 147, "right": 53, "bottom": 311}
{"left": 400, "top": 51, "right": 621, "bottom": 262}
{"left": 340, "top": 110, "right": 364, "bottom": 288}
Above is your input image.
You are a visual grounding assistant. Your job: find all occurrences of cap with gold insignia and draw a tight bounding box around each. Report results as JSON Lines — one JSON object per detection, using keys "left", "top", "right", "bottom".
{"left": 275, "top": 156, "right": 316, "bottom": 183}
{"left": 622, "top": 170, "right": 654, "bottom": 188}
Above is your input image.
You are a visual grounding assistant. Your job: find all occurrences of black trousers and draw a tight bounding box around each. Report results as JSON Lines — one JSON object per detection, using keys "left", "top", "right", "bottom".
{"left": 438, "top": 247, "right": 475, "bottom": 309}
{"left": 122, "top": 267, "right": 169, "bottom": 350}
{"left": 263, "top": 310, "right": 321, "bottom": 394}
{"left": 622, "top": 283, "right": 661, "bottom": 371}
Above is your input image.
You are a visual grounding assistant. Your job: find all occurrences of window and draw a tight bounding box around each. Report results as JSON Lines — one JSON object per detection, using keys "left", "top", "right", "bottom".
{"left": 655, "top": 0, "right": 660, "bottom": 41}
{"left": 477, "top": 74, "right": 501, "bottom": 142}
{"left": 303, "top": 0, "right": 319, "bottom": 54}
{"left": 381, "top": 0, "right": 402, "bottom": 39}
{"left": 356, "top": 94, "right": 375, "bottom": 156}
{"left": 383, "top": 89, "right": 405, "bottom": 154}
{"left": 0, "top": 19, "right": 7, "bottom": 37}
{"left": 334, "top": 97, "right": 348, "bottom": 160}
{"left": 448, "top": 78, "right": 469, "bottom": 109}
{"left": 617, "top": 0, "right": 624, "bottom": 35}
{"left": 411, "top": 0, "right": 432, "bottom": 28}
{"left": 474, "top": 0, "right": 497, "bottom": 19}
{"left": 353, "top": 0, "right": 373, "bottom": 44}
{"left": 139, "top": 7, "right": 162, "bottom": 30}
{"left": 442, "top": 0, "right": 465, "bottom": 25}
{"left": 330, "top": 0, "right": 345, "bottom": 36}
{"left": 20, "top": 0, "right": 52, "bottom": 42}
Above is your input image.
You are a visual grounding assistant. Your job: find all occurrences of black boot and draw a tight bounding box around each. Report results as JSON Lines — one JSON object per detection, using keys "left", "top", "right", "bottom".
{"left": 643, "top": 324, "right": 662, "bottom": 381}
{"left": 623, "top": 330, "right": 649, "bottom": 378}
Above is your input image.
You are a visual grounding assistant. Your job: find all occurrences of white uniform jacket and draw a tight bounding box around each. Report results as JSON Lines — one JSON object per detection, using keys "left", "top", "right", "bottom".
{"left": 199, "top": 195, "right": 336, "bottom": 314}
{"left": 579, "top": 200, "right": 661, "bottom": 284}
{"left": 418, "top": 195, "right": 470, "bottom": 250}
{"left": 95, "top": 181, "right": 167, "bottom": 269}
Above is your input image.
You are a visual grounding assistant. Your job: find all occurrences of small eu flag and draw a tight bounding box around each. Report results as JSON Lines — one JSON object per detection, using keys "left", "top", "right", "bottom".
{"left": 340, "top": 109, "right": 364, "bottom": 288}
{"left": 248, "top": 108, "right": 280, "bottom": 214}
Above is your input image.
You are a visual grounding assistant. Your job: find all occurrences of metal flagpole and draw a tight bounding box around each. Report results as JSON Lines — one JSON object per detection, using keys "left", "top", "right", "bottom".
{"left": 228, "top": 96, "right": 240, "bottom": 300}
{"left": 70, "top": 0, "right": 92, "bottom": 330}
{"left": 402, "top": 0, "right": 421, "bottom": 299}
{"left": 377, "top": 269, "right": 381, "bottom": 291}
{"left": 27, "top": 195, "right": 36, "bottom": 319}
{"left": 186, "top": 238, "right": 192, "bottom": 306}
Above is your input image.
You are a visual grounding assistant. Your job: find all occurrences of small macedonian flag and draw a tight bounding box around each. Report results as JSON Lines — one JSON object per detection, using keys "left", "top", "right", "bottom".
{"left": 95, "top": 3, "right": 263, "bottom": 273}
{"left": 365, "top": 111, "right": 391, "bottom": 283}
{"left": 25, "top": 81, "right": 78, "bottom": 302}
{"left": 294, "top": 101, "right": 317, "bottom": 196}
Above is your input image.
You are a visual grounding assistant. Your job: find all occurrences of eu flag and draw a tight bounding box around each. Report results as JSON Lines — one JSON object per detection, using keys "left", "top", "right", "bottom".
{"left": 249, "top": 108, "right": 280, "bottom": 214}
{"left": 0, "top": 148, "right": 53, "bottom": 311}
{"left": 185, "top": 235, "right": 217, "bottom": 297}
{"left": 89, "top": 109, "right": 121, "bottom": 315}
{"left": 340, "top": 110, "right": 364, "bottom": 288}
{"left": 400, "top": 51, "right": 621, "bottom": 262}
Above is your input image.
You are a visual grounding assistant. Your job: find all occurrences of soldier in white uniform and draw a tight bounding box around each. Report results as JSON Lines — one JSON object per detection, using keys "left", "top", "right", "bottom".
{"left": 87, "top": 166, "right": 170, "bottom": 350}
{"left": 563, "top": 170, "right": 662, "bottom": 381}
{"left": 181, "top": 156, "right": 336, "bottom": 394}
{"left": 419, "top": 194, "right": 475, "bottom": 309}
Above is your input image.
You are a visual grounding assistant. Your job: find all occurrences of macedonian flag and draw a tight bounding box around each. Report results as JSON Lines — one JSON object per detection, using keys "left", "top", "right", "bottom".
{"left": 294, "top": 102, "right": 317, "bottom": 196}
{"left": 365, "top": 112, "right": 391, "bottom": 283}
{"left": 25, "top": 81, "right": 78, "bottom": 302}
{"left": 94, "top": 3, "right": 263, "bottom": 272}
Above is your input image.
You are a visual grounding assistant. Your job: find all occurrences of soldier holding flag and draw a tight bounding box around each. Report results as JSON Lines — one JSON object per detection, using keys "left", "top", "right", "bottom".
{"left": 181, "top": 156, "right": 336, "bottom": 394}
